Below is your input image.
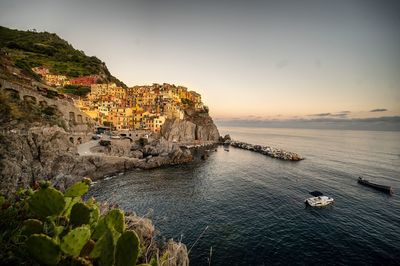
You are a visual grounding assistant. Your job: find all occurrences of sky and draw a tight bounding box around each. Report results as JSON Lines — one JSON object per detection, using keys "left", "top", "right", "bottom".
{"left": 0, "top": 0, "right": 399, "bottom": 123}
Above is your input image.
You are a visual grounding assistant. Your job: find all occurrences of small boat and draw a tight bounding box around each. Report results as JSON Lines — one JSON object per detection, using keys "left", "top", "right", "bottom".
{"left": 305, "top": 191, "right": 334, "bottom": 207}
{"left": 358, "top": 177, "right": 394, "bottom": 195}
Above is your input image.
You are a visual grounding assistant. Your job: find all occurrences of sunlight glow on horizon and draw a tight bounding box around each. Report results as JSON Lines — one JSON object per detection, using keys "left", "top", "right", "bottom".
{"left": 0, "top": 0, "right": 399, "bottom": 119}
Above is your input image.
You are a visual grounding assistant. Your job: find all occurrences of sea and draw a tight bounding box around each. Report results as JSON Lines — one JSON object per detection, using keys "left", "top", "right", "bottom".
{"left": 87, "top": 127, "right": 400, "bottom": 265}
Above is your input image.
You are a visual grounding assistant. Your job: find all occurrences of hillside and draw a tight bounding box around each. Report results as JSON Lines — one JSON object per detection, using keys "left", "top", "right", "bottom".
{"left": 0, "top": 26, "right": 126, "bottom": 87}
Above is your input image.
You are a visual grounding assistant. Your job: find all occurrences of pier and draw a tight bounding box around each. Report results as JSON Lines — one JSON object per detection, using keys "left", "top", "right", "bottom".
{"left": 226, "top": 140, "right": 304, "bottom": 161}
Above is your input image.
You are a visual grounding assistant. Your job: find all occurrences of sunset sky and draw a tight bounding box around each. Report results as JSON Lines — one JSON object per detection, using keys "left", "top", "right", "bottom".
{"left": 0, "top": 0, "right": 399, "bottom": 120}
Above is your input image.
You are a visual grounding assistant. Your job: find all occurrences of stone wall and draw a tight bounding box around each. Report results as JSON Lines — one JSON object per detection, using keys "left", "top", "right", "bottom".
{"left": 0, "top": 78, "right": 94, "bottom": 134}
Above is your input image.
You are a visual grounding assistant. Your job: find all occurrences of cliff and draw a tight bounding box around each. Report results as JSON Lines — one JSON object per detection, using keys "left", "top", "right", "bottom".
{"left": 161, "top": 107, "right": 220, "bottom": 142}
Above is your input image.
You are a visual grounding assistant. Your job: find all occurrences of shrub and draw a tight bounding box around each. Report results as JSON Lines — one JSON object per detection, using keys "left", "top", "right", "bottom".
{"left": 0, "top": 179, "right": 145, "bottom": 266}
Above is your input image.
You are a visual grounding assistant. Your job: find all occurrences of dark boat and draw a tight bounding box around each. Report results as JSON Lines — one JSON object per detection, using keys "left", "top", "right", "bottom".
{"left": 358, "top": 177, "right": 394, "bottom": 195}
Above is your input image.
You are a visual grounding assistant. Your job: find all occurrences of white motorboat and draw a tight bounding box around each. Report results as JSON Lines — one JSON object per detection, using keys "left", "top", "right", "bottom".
{"left": 305, "top": 196, "right": 334, "bottom": 207}
{"left": 305, "top": 191, "right": 334, "bottom": 207}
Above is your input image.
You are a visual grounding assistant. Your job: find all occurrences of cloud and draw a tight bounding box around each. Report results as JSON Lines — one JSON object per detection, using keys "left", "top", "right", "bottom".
{"left": 309, "top": 113, "right": 331, "bottom": 117}
{"left": 308, "top": 111, "right": 350, "bottom": 118}
{"left": 328, "top": 113, "right": 348, "bottom": 118}
{"left": 215, "top": 116, "right": 400, "bottom": 131}
{"left": 370, "top": 108, "right": 387, "bottom": 112}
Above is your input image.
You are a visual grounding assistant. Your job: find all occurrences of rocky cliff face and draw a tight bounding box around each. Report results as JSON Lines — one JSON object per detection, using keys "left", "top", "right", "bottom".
{"left": 0, "top": 126, "right": 79, "bottom": 195}
{"left": 0, "top": 126, "right": 195, "bottom": 196}
{"left": 161, "top": 108, "right": 220, "bottom": 142}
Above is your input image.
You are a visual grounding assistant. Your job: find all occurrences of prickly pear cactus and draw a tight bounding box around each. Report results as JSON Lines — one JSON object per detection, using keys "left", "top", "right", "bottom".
{"left": 115, "top": 230, "right": 140, "bottom": 266}
{"left": 70, "top": 256, "right": 93, "bottom": 266}
{"left": 60, "top": 225, "right": 91, "bottom": 256}
{"left": 80, "top": 239, "right": 95, "bottom": 257}
{"left": 70, "top": 202, "right": 91, "bottom": 226}
{"left": 43, "top": 218, "right": 55, "bottom": 236}
{"left": 92, "top": 217, "right": 107, "bottom": 240}
{"left": 90, "top": 228, "right": 115, "bottom": 266}
{"left": 105, "top": 209, "right": 125, "bottom": 233}
{"left": 92, "top": 209, "right": 124, "bottom": 240}
{"left": 26, "top": 234, "right": 61, "bottom": 265}
{"left": 21, "top": 219, "right": 43, "bottom": 236}
{"left": 28, "top": 187, "right": 66, "bottom": 217}
{"left": 64, "top": 180, "right": 90, "bottom": 197}
{"left": 63, "top": 196, "right": 81, "bottom": 217}
{"left": 87, "top": 202, "right": 100, "bottom": 228}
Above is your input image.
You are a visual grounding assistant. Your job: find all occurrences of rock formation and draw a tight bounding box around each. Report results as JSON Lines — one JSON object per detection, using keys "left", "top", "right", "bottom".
{"left": 161, "top": 107, "right": 220, "bottom": 142}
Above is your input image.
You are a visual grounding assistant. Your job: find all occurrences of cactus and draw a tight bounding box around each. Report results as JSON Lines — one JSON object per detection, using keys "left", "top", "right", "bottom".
{"left": 92, "top": 208, "right": 124, "bottom": 240}
{"left": 26, "top": 234, "right": 61, "bottom": 265}
{"left": 92, "top": 217, "right": 106, "bottom": 240}
{"left": 105, "top": 209, "right": 125, "bottom": 233}
{"left": 70, "top": 202, "right": 91, "bottom": 226}
{"left": 80, "top": 239, "right": 95, "bottom": 257}
{"left": 21, "top": 219, "right": 43, "bottom": 236}
{"left": 43, "top": 218, "right": 57, "bottom": 237}
{"left": 64, "top": 180, "right": 90, "bottom": 197}
{"left": 82, "top": 177, "right": 92, "bottom": 186}
{"left": 87, "top": 201, "right": 100, "bottom": 228}
{"left": 63, "top": 196, "right": 80, "bottom": 217}
{"left": 28, "top": 187, "right": 66, "bottom": 217}
{"left": 70, "top": 256, "right": 93, "bottom": 266}
{"left": 90, "top": 228, "right": 115, "bottom": 266}
{"left": 60, "top": 225, "right": 91, "bottom": 256}
{"left": 115, "top": 230, "right": 140, "bottom": 266}
{"left": 39, "top": 180, "right": 51, "bottom": 189}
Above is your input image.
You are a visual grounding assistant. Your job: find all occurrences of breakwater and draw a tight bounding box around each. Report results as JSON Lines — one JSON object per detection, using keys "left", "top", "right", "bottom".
{"left": 179, "top": 141, "right": 218, "bottom": 149}
{"left": 227, "top": 140, "right": 304, "bottom": 161}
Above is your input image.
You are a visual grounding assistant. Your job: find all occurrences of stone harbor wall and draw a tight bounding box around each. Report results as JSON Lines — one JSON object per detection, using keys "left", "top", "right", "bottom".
{"left": 226, "top": 140, "right": 304, "bottom": 161}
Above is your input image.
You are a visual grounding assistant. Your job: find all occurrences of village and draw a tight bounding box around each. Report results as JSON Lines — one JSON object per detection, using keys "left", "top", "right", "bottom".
{"left": 31, "top": 66, "right": 205, "bottom": 133}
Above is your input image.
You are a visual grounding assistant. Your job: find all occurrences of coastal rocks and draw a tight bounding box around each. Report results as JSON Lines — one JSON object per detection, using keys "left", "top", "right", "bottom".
{"left": 161, "top": 108, "right": 220, "bottom": 142}
{"left": 219, "top": 134, "right": 231, "bottom": 143}
{"left": 161, "top": 119, "right": 197, "bottom": 142}
{"left": 0, "top": 126, "right": 78, "bottom": 195}
{"left": 228, "top": 140, "right": 304, "bottom": 161}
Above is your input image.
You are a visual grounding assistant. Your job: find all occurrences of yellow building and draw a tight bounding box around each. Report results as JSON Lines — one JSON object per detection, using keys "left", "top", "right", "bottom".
{"left": 44, "top": 74, "right": 69, "bottom": 87}
{"left": 90, "top": 83, "right": 116, "bottom": 98}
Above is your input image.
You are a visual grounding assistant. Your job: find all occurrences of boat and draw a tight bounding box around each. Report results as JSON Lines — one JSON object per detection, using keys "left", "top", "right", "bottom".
{"left": 305, "top": 191, "right": 334, "bottom": 207}
{"left": 358, "top": 177, "right": 394, "bottom": 195}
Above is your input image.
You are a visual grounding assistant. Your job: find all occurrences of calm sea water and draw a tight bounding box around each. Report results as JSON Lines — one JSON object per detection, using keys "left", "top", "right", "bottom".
{"left": 87, "top": 127, "right": 400, "bottom": 265}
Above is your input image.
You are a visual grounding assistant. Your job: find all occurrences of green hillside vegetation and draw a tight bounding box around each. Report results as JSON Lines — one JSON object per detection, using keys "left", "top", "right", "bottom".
{"left": 59, "top": 85, "right": 91, "bottom": 97}
{"left": 0, "top": 26, "right": 126, "bottom": 87}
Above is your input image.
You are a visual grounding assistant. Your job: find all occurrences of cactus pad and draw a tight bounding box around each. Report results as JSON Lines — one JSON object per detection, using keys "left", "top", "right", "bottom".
{"left": 28, "top": 187, "right": 66, "bottom": 217}
{"left": 70, "top": 202, "right": 91, "bottom": 226}
{"left": 60, "top": 225, "right": 91, "bottom": 256}
{"left": 105, "top": 209, "right": 125, "bottom": 233}
{"left": 80, "top": 239, "right": 95, "bottom": 257}
{"left": 64, "top": 181, "right": 90, "bottom": 197}
{"left": 21, "top": 219, "right": 43, "bottom": 236}
{"left": 90, "top": 228, "right": 115, "bottom": 266}
{"left": 26, "top": 234, "right": 61, "bottom": 265}
{"left": 115, "top": 230, "right": 140, "bottom": 266}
